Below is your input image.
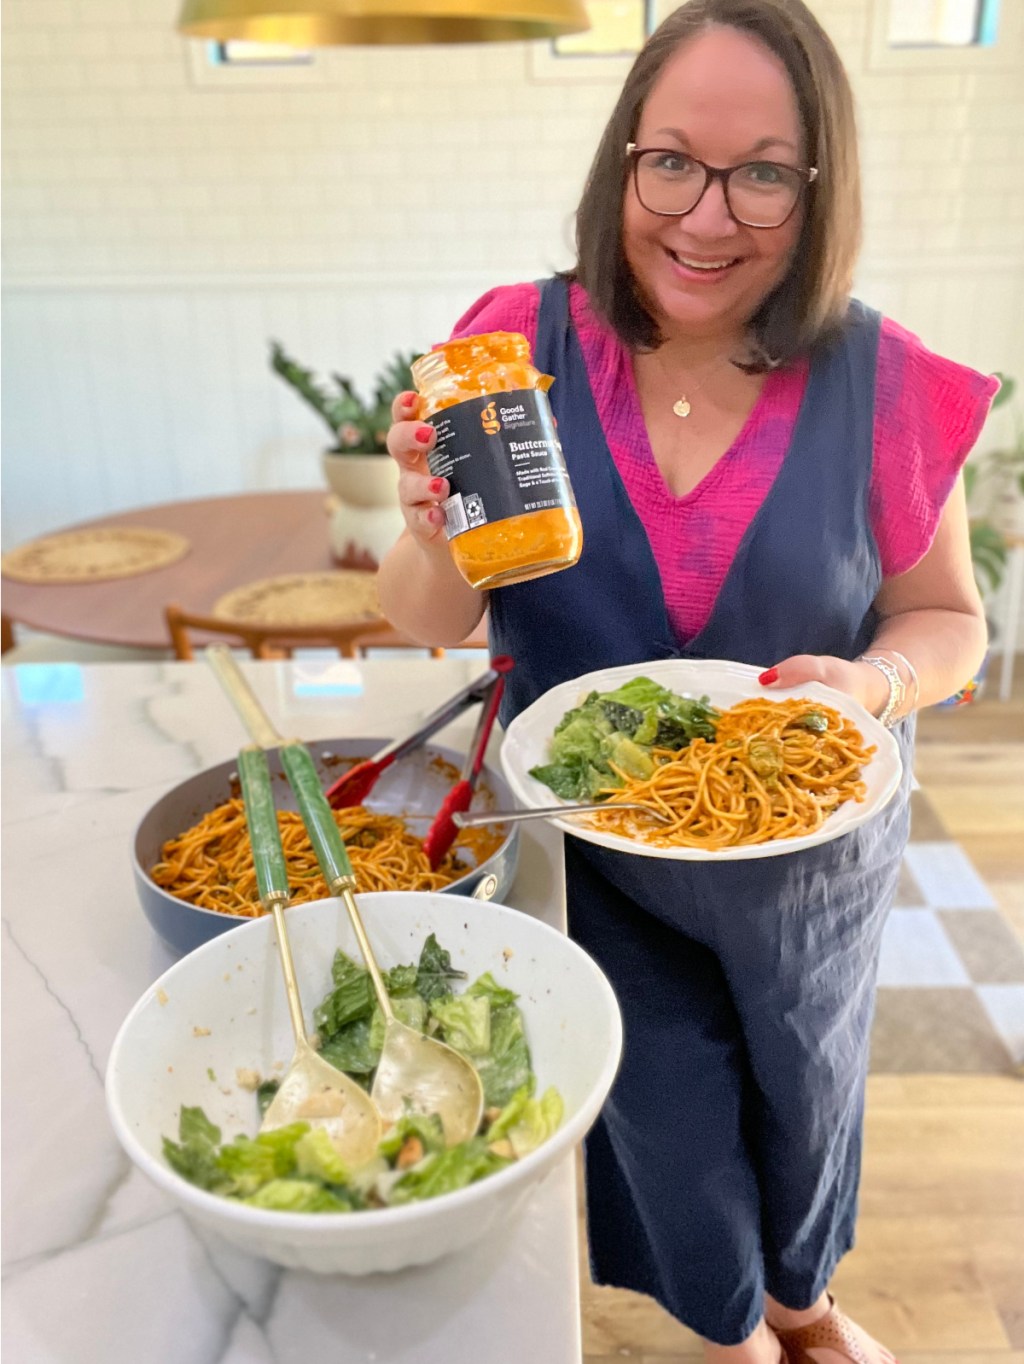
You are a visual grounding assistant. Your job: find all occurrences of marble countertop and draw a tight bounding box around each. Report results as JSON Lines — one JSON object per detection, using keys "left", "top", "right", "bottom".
{"left": 1, "top": 657, "right": 579, "bottom": 1364}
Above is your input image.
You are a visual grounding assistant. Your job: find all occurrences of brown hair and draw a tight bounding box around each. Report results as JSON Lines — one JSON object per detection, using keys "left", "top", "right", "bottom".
{"left": 571, "top": 0, "right": 861, "bottom": 368}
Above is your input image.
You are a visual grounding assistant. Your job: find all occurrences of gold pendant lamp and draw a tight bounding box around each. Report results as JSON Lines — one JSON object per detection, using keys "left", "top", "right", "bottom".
{"left": 177, "top": 0, "right": 591, "bottom": 45}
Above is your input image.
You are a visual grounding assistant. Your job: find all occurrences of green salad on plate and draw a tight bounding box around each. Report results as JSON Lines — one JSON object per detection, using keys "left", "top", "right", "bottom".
{"left": 529, "top": 675, "right": 720, "bottom": 802}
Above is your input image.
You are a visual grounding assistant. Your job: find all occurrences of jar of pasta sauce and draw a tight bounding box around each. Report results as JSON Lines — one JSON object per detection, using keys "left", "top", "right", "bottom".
{"left": 411, "top": 331, "right": 583, "bottom": 590}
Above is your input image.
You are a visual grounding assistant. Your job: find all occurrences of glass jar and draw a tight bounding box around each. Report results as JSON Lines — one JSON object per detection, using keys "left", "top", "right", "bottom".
{"left": 412, "top": 331, "right": 583, "bottom": 591}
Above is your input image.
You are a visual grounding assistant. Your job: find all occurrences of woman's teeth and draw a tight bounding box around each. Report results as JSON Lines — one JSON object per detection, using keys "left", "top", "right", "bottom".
{"left": 673, "top": 254, "right": 737, "bottom": 270}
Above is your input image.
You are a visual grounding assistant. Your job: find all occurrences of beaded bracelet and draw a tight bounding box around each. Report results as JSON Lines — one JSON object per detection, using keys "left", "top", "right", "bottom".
{"left": 858, "top": 653, "right": 905, "bottom": 728}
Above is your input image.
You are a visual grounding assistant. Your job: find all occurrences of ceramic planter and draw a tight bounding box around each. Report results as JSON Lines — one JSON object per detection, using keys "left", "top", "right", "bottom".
{"left": 321, "top": 451, "right": 404, "bottom": 569}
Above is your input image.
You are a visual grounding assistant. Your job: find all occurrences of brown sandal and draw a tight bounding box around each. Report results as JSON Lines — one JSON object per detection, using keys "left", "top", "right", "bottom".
{"left": 774, "top": 1296, "right": 883, "bottom": 1364}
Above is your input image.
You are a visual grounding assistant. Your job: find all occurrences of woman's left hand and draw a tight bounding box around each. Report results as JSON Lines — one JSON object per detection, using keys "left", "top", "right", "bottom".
{"left": 758, "top": 654, "right": 889, "bottom": 718}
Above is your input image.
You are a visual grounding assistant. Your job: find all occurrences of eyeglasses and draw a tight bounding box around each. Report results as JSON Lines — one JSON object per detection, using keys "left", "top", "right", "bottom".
{"left": 625, "top": 143, "right": 818, "bottom": 229}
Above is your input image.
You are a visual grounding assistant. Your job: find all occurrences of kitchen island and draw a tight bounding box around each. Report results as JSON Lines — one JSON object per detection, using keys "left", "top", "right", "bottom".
{"left": 1, "top": 657, "right": 581, "bottom": 1364}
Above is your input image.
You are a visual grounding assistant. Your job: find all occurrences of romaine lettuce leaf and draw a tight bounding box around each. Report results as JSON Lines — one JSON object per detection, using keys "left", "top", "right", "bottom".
{"left": 415, "top": 933, "right": 467, "bottom": 1003}
{"left": 293, "top": 1126, "right": 351, "bottom": 1184}
{"left": 388, "top": 1138, "right": 510, "bottom": 1205}
{"left": 215, "top": 1122, "right": 307, "bottom": 1195}
{"left": 241, "top": 1178, "right": 352, "bottom": 1213}
{"left": 368, "top": 994, "right": 428, "bottom": 1054}
{"left": 319, "top": 1016, "right": 378, "bottom": 1076}
{"left": 430, "top": 993, "right": 491, "bottom": 1057}
{"left": 465, "top": 972, "right": 518, "bottom": 1009}
{"left": 313, "top": 951, "right": 374, "bottom": 1035}
{"left": 602, "top": 733, "right": 655, "bottom": 780}
{"left": 487, "top": 1083, "right": 563, "bottom": 1154}
{"left": 162, "top": 1105, "right": 225, "bottom": 1192}
{"left": 507, "top": 1088, "right": 564, "bottom": 1158}
{"left": 530, "top": 676, "right": 721, "bottom": 801}
{"left": 474, "top": 1003, "right": 533, "bottom": 1107}
{"left": 378, "top": 1112, "right": 446, "bottom": 1162}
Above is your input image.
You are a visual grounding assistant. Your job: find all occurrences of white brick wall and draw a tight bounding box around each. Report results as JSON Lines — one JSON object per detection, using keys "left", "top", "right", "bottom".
{"left": 2, "top": 0, "right": 1023, "bottom": 562}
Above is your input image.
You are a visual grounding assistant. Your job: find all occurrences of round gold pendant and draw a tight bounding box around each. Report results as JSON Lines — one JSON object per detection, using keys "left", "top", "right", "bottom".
{"left": 673, "top": 397, "right": 691, "bottom": 418}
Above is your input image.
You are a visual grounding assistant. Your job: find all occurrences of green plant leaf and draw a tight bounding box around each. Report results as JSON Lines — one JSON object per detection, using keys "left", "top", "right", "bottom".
{"left": 270, "top": 341, "right": 422, "bottom": 454}
{"left": 991, "top": 372, "right": 1016, "bottom": 409}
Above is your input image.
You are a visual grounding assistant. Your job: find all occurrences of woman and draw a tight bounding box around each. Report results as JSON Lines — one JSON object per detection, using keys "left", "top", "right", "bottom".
{"left": 378, "top": 2, "right": 995, "bottom": 1360}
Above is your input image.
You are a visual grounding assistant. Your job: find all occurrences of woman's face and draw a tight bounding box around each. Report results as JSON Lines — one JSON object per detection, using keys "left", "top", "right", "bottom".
{"left": 623, "top": 24, "right": 807, "bottom": 342}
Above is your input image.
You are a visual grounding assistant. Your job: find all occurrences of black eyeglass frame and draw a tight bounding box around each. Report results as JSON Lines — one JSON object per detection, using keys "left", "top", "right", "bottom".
{"left": 625, "top": 142, "right": 818, "bottom": 229}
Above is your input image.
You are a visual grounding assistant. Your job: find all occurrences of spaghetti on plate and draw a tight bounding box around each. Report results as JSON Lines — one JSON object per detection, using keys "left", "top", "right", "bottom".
{"left": 585, "top": 697, "right": 874, "bottom": 850}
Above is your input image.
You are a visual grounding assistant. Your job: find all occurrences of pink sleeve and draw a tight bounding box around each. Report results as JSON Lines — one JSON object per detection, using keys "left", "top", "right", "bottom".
{"left": 871, "top": 316, "right": 999, "bottom": 577}
{"left": 447, "top": 282, "right": 541, "bottom": 348}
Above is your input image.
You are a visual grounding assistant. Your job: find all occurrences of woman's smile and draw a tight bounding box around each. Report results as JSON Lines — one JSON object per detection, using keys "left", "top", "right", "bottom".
{"left": 663, "top": 248, "right": 747, "bottom": 284}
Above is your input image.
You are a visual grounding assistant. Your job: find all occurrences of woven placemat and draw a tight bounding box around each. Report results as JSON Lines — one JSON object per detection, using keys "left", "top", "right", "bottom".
{"left": 1, "top": 527, "right": 190, "bottom": 584}
{"left": 212, "top": 571, "right": 383, "bottom": 626}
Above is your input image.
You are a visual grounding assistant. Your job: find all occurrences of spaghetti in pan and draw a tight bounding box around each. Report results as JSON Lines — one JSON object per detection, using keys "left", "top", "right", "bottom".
{"left": 151, "top": 800, "right": 505, "bottom": 916}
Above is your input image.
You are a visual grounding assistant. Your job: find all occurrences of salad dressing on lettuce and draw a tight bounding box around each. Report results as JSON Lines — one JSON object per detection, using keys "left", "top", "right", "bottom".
{"left": 163, "top": 933, "right": 563, "bottom": 1214}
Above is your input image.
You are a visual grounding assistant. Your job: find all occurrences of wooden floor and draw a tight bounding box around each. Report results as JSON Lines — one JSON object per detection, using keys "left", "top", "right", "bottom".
{"left": 581, "top": 672, "right": 1024, "bottom": 1362}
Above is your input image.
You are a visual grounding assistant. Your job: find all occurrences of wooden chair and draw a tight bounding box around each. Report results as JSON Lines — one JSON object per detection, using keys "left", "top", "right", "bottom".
{"left": 351, "top": 615, "right": 490, "bottom": 658}
{"left": 164, "top": 602, "right": 397, "bottom": 661}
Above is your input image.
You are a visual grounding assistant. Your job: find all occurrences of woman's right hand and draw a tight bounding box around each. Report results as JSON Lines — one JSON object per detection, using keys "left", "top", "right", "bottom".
{"left": 387, "top": 391, "right": 450, "bottom": 549}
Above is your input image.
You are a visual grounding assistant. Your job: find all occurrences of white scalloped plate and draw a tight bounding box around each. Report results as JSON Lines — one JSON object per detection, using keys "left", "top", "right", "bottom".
{"left": 500, "top": 659, "right": 903, "bottom": 861}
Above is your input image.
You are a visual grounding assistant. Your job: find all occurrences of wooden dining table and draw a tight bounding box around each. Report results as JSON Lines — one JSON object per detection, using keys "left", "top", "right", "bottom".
{"left": 2, "top": 491, "right": 384, "bottom": 653}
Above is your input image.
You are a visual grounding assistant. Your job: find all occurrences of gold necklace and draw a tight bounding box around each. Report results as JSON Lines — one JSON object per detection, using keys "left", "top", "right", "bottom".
{"left": 652, "top": 348, "right": 734, "bottom": 419}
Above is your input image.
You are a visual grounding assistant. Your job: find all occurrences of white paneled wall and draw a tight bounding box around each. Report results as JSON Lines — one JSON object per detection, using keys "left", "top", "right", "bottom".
{"left": 2, "top": 0, "right": 1023, "bottom": 554}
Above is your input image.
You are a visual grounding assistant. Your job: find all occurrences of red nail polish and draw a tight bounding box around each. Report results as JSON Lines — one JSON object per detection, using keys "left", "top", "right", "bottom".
{"left": 415, "top": 424, "right": 434, "bottom": 445}
{"left": 758, "top": 667, "right": 779, "bottom": 685}
{"left": 401, "top": 392, "right": 417, "bottom": 408}
{"left": 429, "top": 477, "right": 445, "bottom": 494}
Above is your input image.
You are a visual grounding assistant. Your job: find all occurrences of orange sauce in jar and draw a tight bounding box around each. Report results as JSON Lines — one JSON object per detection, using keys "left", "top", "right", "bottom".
{"left": 413, "top": 332, "right": 583, "bottom": 591}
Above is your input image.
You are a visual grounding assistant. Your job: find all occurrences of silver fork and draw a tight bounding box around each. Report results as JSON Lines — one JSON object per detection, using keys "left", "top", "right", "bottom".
{"left": 452, "top": 801, "right": 672, "bottom": 828}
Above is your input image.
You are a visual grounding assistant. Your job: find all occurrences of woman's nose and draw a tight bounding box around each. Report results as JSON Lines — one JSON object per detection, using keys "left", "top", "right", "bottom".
{"left": 681, "top": 177, "right": 740, "bottom": 237}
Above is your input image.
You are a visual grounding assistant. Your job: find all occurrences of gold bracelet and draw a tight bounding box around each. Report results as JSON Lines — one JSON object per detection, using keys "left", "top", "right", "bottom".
{"left": 858, "top": 653, "right": 905, "bottom": 727}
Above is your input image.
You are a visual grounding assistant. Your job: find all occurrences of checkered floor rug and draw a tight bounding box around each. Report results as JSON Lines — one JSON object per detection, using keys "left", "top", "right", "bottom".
{"left": 872, "top": 791, "right": 1024, "bottom": 1073}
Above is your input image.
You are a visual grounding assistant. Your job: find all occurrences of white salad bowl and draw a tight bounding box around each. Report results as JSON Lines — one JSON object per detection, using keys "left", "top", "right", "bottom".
{"left": 105, "top": 891, "right": 622, "bottom": 1275}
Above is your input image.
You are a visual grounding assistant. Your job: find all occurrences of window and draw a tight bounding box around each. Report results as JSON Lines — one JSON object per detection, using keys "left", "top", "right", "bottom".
{"left": 868, "top": 0, "right": 1016, "bottom": 70}
{"left": 553, "top": 0, "right": 654, "bottom": 57}
{"left": 887, "top": 0, "right": 1000, "bottom": 49}
{"left": 185, "top": 37, "right": 325, "bottom": 86}
{"left": 528, "top": 0, "right": 657, "bottom": 83}
{"left": 208, "top": 40, "right": 314, "bottom": 66}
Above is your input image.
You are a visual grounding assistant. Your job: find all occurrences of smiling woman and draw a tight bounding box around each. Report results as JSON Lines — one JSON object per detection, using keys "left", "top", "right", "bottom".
{"left": 374, "top": 2, "right": 996, "bottom": 1358}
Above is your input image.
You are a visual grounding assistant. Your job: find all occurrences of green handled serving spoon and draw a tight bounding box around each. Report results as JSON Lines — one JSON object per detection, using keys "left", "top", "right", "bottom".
{"left": 236, "top": 744, "right": 383, "bottom": 1167}
{"left": 208, "top": 646, "right": 485, "bottom": 1148}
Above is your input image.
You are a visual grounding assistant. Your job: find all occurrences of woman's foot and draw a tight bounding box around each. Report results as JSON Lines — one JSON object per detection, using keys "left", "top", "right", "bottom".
{"left": 765, "top": 1292, "right": 896, "bottom": 1364}
{"left": 701, "top": 1318, "right": 784, "bottom": 1363}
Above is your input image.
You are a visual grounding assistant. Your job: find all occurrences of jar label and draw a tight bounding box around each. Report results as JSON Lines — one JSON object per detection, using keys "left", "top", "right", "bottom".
{"left": 425, "top": 389, "right": 576, "bottom": 540}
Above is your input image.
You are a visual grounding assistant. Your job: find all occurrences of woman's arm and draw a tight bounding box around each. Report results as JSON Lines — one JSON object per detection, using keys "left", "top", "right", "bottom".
{"left": 378, "top": 531, "right": 487, "bottom": 647}
{"left": 376, "top": 393, "right": 487, "bottom": 647}
{"left": 868, "top": 475, "right": 987, "bottom": 705}
{"left": 760, "top": 475, "right": 987, "bottom": 716}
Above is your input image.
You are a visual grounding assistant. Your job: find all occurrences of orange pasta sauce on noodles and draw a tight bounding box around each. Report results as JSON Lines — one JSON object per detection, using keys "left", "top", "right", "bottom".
{"left": 151, "top": 800, "right": 505, "bottom": 918}
{"left": 588, "top": 697, "right": 875, "bottom": 851}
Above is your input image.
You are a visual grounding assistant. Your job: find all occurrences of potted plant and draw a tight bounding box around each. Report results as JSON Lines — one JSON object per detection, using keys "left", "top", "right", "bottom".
{"left": 937, "top": 374, "right": 1019, "bottom": 707}
{"left": 967, "top": 374, "right": 1024, "bottom": 538}
{"left": 270, "top": 342, "right": 421, "bottom": 566}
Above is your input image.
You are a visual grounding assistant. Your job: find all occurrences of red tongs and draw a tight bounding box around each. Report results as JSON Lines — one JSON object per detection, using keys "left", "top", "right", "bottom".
{"left": 324, "top": 655, "right": 514, "bottom": 809}
{"left": 422, "top": 660, "right": 511, "bottom": 870}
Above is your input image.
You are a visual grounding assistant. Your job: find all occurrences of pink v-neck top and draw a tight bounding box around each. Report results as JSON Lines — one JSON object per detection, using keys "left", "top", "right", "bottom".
{"left": 451, "top": 282, "right": 998, "bottom": 644}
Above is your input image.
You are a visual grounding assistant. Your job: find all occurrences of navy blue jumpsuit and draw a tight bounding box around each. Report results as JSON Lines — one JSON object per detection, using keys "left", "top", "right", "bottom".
{"left": 487, "top": 277, "right": 915, "bottom": 1344}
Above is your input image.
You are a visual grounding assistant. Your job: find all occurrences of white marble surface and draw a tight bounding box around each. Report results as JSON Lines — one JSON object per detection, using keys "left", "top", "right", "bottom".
{"left": 1, "top": 657, "right": 580, "bottom": 1364}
